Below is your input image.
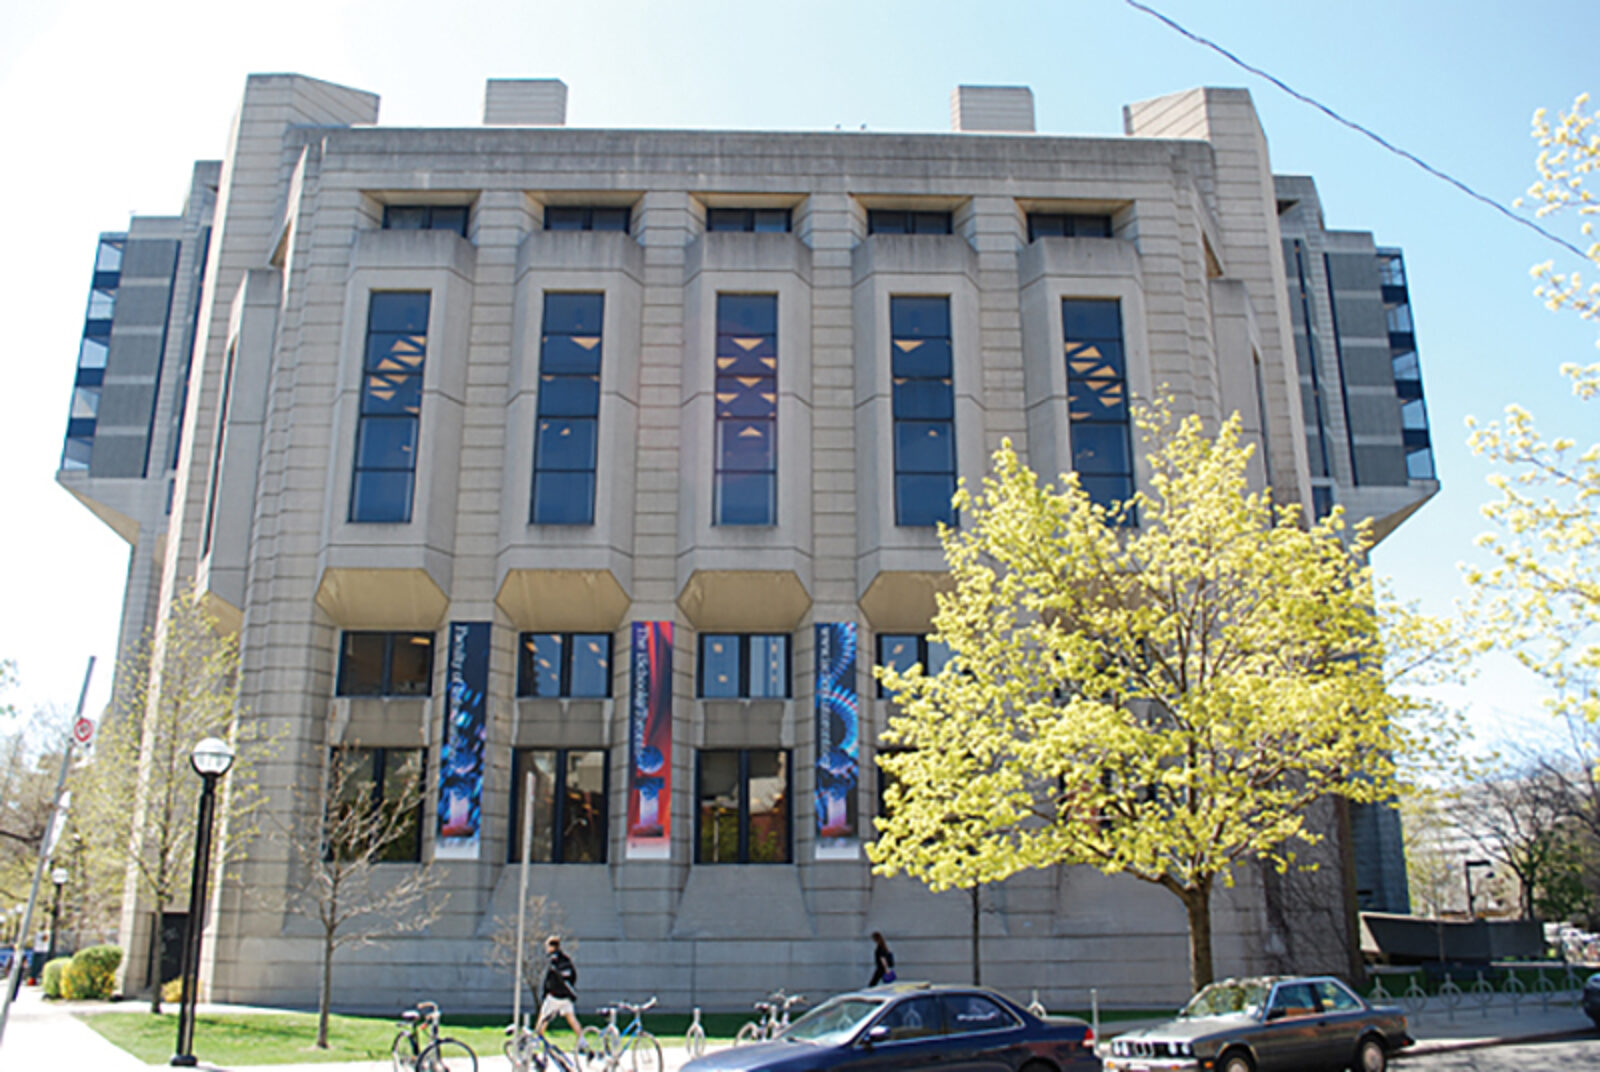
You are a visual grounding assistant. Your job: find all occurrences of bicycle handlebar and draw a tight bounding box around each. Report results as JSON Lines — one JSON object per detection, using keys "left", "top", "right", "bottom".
{"left": 612, "top": 996, "right": 658, "bottom": 1013}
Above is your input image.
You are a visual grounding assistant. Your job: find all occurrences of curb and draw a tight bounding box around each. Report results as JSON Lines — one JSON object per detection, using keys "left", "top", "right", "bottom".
{"left": 1404, "top": 1026, "right": 1594, "bottom": 1057}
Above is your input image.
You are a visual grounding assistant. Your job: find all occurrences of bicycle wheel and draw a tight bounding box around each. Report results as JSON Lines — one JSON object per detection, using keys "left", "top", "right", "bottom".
{"left": 685, "top": 1024, "right": 706, "bottom": 1059}
{"left": 392, "top": 1032, "right": 421, "bottom": 1072}
{"left": 601, "top": 1025, "right": 623, "bottom": 1058}
{"left": 577, "top": 1026, "right": 607, "bottom": 1068}
{"left": 504, "top": 1033, "right": 545, "bottom": 1072}
{"left": 734, "top": 1022, "right": 762, "bottom": 1047}
{"left": 420, "top": 1037, "right": 479, "bottom": 1072}
{"left": 630, "top": 1033, "right": 663, "bottom": 1072}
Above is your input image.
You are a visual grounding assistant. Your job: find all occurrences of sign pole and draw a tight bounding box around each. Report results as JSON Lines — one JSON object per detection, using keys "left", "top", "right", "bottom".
{"left": 0, "top": 657, "right": 95, "bottom": 1053}
{"left": 511, "top": 768, "right": 535, "bottom": 1029}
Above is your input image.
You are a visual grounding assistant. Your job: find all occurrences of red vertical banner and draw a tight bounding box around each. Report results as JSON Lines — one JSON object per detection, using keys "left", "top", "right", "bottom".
{"left": 626, "top": 621, "right": 673, "bottom": 859}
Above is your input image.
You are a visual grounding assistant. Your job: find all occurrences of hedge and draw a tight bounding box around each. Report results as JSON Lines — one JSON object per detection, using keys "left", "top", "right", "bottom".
{"left": 41, "top": 957, "right": 72, "bottom": 999}
{"left": 61, "top": 944, "right": 122, "bottom": 1001}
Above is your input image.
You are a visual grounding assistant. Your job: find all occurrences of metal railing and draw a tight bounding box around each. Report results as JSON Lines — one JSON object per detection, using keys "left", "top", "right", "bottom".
{"left": 1367, "top": 964, "right": 1589, "bottom": 1022}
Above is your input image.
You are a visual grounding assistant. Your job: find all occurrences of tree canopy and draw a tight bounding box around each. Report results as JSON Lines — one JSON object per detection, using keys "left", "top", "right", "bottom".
{"left": 868, "top": 410, "right": 1450, "bottom": 991}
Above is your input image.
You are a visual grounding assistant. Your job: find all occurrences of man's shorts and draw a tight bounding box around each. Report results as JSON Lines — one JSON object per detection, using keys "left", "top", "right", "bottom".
{"left": 540, "top": 995, "right": 576, "bottom": 1020}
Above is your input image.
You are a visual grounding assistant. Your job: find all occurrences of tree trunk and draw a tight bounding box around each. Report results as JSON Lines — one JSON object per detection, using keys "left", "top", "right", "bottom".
{"left": 147, "top": 909, "right": 163, "bottom": 1014}
{"left": 970, "top": 885, "right": 981, "bottom": 986}
{"left": 1181, "top": 881, "right": 1214, "bottom": 993}
{"left": 317, "top": 931, "right": 334, "bottom": 1049}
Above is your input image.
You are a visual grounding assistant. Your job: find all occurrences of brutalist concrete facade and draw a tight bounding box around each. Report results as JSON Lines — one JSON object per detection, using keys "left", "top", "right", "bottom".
{"left": 60, "top": 75, "right": 1435, "bottom": 1012}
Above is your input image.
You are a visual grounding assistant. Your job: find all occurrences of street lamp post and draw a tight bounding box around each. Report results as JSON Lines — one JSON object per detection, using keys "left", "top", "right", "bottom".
{"left": 46, "top": 868, "right": 68, "bottom": 964}
{"left": 171, "top": 737, "right": 235, "bottom": 1068}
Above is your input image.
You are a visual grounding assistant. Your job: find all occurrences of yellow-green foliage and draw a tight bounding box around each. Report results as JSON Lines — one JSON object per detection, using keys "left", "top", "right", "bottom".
{"left": 868, "top": 410, "right": 1455, "bottom": 987}
{"left": 41, "top": 956, "right": 71, "bottom": 999}
{"left": 61, "top": 944, "right": 122, "bottom": 1001}
{"left": 162, "top": 977, "right": 183, "bottom": 1004}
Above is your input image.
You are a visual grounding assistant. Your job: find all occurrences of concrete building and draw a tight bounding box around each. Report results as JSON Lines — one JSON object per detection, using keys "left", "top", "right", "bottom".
{"left": 59, "top": 75, "right": 1435, "bottom": 1011}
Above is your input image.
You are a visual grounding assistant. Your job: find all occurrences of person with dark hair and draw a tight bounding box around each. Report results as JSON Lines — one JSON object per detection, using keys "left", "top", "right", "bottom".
{"left": 869, "top": 931, "right": 896, "bottom": 986}
{"left": 535, "top": 934, "right": 584, "bottom": 1040}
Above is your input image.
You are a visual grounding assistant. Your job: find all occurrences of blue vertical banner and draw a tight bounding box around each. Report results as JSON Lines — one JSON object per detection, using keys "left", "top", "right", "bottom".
{"left": 626, "top": 621, "right": 673, "bottom": 860}
{"left": 814, "top": 622, "right": 860, "bottom": 859}
{"left": 436, "top": 620, "right": 490, "bottom": 860}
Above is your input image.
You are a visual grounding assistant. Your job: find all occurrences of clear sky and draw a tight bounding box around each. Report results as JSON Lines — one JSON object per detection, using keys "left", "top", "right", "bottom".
{"left": 1, "top": 0, "right": 1594, "bottom": 748}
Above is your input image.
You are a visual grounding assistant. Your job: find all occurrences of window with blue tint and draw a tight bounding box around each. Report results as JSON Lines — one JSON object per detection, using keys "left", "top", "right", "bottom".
{"left": 876, "top": 633, "right": 953, "bottom": 698}
{"left": 1064, "top": 299, "right": 1135, "bottom": 515}
{"left": 867, "top": 210, "right": 953, "bottom": 235}
{"left": 714, "top": 294, "right": 778, "bottom": 525}
{"left": 544, "top": 206, "right": 631, "bottom": 233}
{"left": 891, "top": 296, "right": 956, "bottom": 527}
{"left": 382, "top": 204, "right": 469, "bottom": 237}
{"left": 1027, "top": 213, "right": 1113, "bottom": 240}
{"left": 517, "top": 632, "right": 612, "bottom": 698}
{"left": 336, "top": 631, "right": 434, "bottom": 696}
{"left": 698, "top": 633, "right": 791, "bottom": 699}
{"left": 532, "top": 293, "right": 604, "bottom": 524}
{"left": 707, "top": 208, "right": 792, "bottom": 233}
{"left": 350, "top": 292, "right": 429, "bottom": 523}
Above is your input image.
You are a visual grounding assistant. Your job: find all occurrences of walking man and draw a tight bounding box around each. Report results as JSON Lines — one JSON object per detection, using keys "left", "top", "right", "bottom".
{"left": 535, "top": 935, "right": 585, "bottom": 1041}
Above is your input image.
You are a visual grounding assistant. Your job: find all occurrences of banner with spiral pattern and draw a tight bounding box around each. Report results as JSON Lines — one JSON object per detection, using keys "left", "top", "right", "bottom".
{"left": 814, "top": 621, "right": 860, "bottom": 858}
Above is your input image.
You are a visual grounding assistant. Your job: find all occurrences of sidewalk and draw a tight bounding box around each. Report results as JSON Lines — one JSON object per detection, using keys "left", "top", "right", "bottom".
{"left": 2, "top": 985, "right": 1594, "bottom": 1070}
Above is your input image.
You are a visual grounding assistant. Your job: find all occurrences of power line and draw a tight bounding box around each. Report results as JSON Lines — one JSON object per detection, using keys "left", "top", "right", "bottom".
{"left": 1123, "top": 0, "right": 1591, "bottom": 262}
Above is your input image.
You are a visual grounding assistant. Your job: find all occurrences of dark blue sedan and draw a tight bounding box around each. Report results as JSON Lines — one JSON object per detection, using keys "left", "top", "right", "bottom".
{"left": 683, "top": 983, "right": 1100, "bottom": 1072}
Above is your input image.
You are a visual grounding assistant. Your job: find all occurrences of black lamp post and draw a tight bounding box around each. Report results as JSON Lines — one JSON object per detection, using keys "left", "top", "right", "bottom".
{"left": 172, "top": 737, "right": 235, "bottom": 1068}
{"left": 46, "top": 868, "right": 67, "bottom": 964}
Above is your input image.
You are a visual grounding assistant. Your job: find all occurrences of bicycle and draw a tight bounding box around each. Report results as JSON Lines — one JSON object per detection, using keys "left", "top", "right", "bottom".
{"left": 685, "top": 1007, "right": 706, "bottom": 1059}
{"left": 591, "top": 997, "right": 662, "bottom": 1072}
{"left": 391, "top": 1001, "right": 479, "bottom": 1072}
{"left": 505, "top": 1013, "right": 586, "bottom": 1072}
{"left": 734, "top": 990, "right": 806, "bottom": 1045}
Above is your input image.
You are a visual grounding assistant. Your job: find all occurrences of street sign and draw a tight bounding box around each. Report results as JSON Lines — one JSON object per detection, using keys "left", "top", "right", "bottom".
{"left": 72, "top": 717, "right": 93, "bottom": 745}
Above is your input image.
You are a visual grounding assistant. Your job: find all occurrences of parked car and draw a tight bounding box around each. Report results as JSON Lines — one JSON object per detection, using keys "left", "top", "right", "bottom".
{"left": 683, "top": 982, "right": 1100, "bottom": 1072}
{"left": 1103, "top": 975, "right": 1411, "bottom": 1072}
{"left": 1582, "top": 972, "right": 1600, "bottom": 1028}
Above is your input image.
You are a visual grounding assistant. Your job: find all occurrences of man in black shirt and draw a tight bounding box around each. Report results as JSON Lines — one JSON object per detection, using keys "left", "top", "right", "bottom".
{"left": 535, "top": 934, "right": 585, "bottom": 1041}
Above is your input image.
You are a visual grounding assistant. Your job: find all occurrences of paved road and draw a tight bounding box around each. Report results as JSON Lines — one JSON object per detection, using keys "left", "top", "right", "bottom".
{"left": 1399, "top": 1034, "right": 1600, "bottom": 1069}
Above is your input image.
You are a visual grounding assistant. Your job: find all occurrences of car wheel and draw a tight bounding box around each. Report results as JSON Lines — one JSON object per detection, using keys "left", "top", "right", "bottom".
{"left": 1018, "top": 1060, "right": 1056, "bottom": 1072}
{"left": 1353, "top": 1036, "right": 1386, "bottom": 1072}
{"left": 1219, "top": 1050, "right": 1253, "bottom": 1072}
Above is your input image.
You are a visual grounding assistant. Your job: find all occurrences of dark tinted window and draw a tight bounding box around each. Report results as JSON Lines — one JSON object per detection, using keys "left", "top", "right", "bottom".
{"left": 518, "top": 632, "right": 612, "bottom": 698}
{"left": 877, "top": 996, "right": 944, "bottom": 1040}
{"left": 532, "top": 293, "right": 604, "bottom": 525}
{"left": 1064, "top": 298, "right": 1134, "bottom": 516}
{"left": 714, "top": 294, "right": 778, "bottom": 525}
{"left": 510, "top": 748, "right": 608, "bottom": 863}
{"left": 1027, "top": 213, "right": 1113, "bottom": 240}
{"left": 544, "top": 206, "right": 631, "bottom": 232}
{"left": 868, "top": 210, "right": 953, "bottom": 235}
{"left": 696, "top": 749, "right": 790, "bottom": 864}
{"left": 891, "top": 297, "right": 955, "bottom": 527}
{"left": 337, "top": 632, "right": 434, "bottom": 696}
{"left": 940, "top": 994, "right": 1017, "bottom": 1034}
{"left": 707, "top": 207, "right": 792, "bottom": 233}
{"left": 329, "top": 747, "right": 425, "bottom": 863}
{"left": 351, "top": 292, "right": 428, "bottom": 523}
{"left": 382, "top": 205, "right": 469, "bottom": 237}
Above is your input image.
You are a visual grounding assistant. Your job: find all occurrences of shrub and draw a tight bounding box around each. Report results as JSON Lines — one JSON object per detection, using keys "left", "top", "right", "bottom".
{"left": 61, "top": 944, "right": 122, "bottom": 1001}
{"left": 162, "top": 977, "right": 183, "bottom": 1004}
{"left": 41, "top": 957, "right": 72, "bottom": 999}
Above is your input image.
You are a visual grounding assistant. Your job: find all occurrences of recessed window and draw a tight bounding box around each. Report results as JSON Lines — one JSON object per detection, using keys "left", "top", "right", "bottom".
{"left": 544, "top": 206, "right": 631, "bottom": 233}
{"left": 350, "top": 292, "right": 429, "bottom": 524}
{"left": 868, "top": 210, "right": 952, "bottom": 235}
{"left": 714, "top": 294, "right": 778, "bottom": 525}
{"left": 1311, "top": 486, "right": 1335, "bottom": 521}
{"left": 382, "top": 204, "right": 469, "bottom": 237}
{"left": 875, "top": 633, "right": 952, "bottom": 699}
{"left": 698, "top": 634, "right": 790, "bottom": 699}
{"left": 329, "top": 747, "right": 425, "bottom": 862}
{"left": 891, "top": 296, "right": 956, "bottom": 527}
{"left": 1064, "top": 298, "right": 1135, "bottom": 513}
{"left": 509, "top": 748, "right": 609, "bottom": 863}
{"left": 336, "top": 631, "right": 434, "bottom": 696}
{"left": 532, "top": 293, "right": 604, "bottom": 525}
{"left": 707, "top": 208, "right": 791, "bottom": 233}
{"left": 1027, "top": 213, "right": 1113, "bottom": 240}
{"left": 95, "top": 236, "right": 124, "bottom": 273}
{"left": 517, "top": 632, "right": 612, "bottom": 698}
{"left": 696, "top": 749, "right": 790, "bottom": 863}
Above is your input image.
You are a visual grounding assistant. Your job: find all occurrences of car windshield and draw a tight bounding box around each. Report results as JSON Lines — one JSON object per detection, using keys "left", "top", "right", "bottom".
{"left": 782, "top": 997, "right": 885, "bottom": 1045}
{"left": 1180, "top": 982, "right": 1269, "bottom": 1019}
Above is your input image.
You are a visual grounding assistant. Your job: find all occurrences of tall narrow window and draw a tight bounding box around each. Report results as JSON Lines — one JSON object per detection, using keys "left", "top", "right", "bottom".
{"left": 1064, "top": 299, "right": 1134, "bottom": 511}
{"left": 532, "top": 293, "right": 603, "bottom": 524}
{"left": 714, "top": 295, "right": 777, "bottom": 525}
{"left": 351, "top": 292, "right": 428, "bottom": 523}
{"left": 891, "top": 297, "right": 956, "bottom": 526}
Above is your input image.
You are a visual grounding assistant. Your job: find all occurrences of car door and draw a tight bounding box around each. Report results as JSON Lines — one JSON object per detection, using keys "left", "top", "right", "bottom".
{"left": 1309, "top": 979, "right": 1370, "bottom": 1067}
{"left": 936, "top": 993, "right": 1025, "bottom": 1072}
{"left": 1254, "top": 982, "right": 1323, "bottom": 1071}
{"left": 845, "top": 995, "right": 951, "bottom": 1072}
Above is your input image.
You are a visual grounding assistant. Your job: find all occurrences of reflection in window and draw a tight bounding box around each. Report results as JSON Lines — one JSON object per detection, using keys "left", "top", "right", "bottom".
{"left": 544, "top": 206, "right": 631, "bottom": 232}
{"left": 77, "top": 336, "right": 109, "bottom": 370}
{"left": 877, "top": 996, "right": 943, "bottom": 1040}
{"left": 1386, "top": 304, "right": 1414, "bottom": 333}
{"left": 707, "top": 208, "right": 791, "bottom": 233}
{"left": 1064, "top": 299, "right": 1135, "bottom": 513}
{"left": 891, "top": 296, "right": 956, "bottom": 526}
{"left": 517, "top": 632, "right": 612, "bottom": 698}
{"left": 532, "top": 293, "right": 604, "bottom": 524}
{"left": 382, "top": 204, "right": 469, "bottom": 237}
{"left": 698, "top": 633, "right": 790, "bottom": 698}
{"left": 696, "top": 749, "right": 790, "bottom": 863}
{"left": 350, "top": 292, "right": 429, "bottom": 523}
{"left": 336, "top": 631, "right": 434, "bottom": 696}
{"left": 868, "top": 210, "right": 952, "bottom": 235}
{"left": 1027, "top": 213, "right": 1113, "bottom": 240}
{"left": 510, "top": 748, "right": 608, "bottom": 863}
{"left": 714, "top": 294, "right": 778, "bottom": 525}
{"left": 86, "top": 288, "right": 116, "bottom": 320}
{"left": 329, "top": 747, "right": 425, "bottom": 863}
{"left": 875, "top": 633, "right": 952, "bottom": 698}
{"left": 95, "top": 237, "right": 125, "bottom": 273}
{"left": 940, "top": 993, "right": 1017, "bottom": 1034}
